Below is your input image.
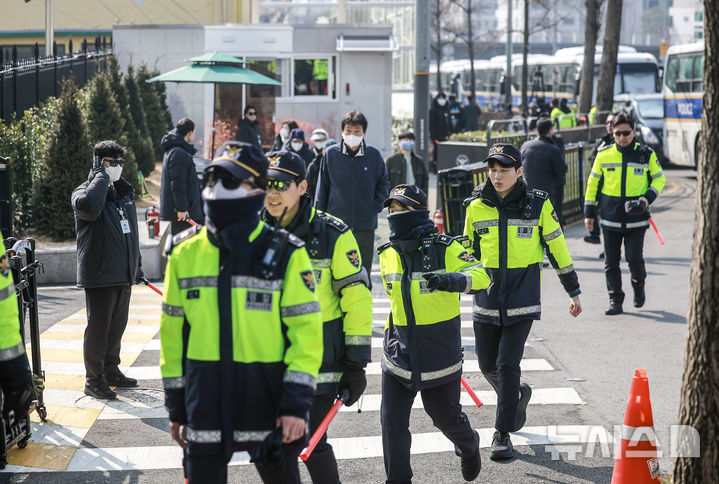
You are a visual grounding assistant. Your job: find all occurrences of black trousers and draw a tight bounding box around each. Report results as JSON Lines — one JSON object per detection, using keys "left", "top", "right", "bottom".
{"left": 353, "top": 229, "right": 375, "bottom": 288}
{"left": 83, "top": 285, "right": 132, "bottom": 382}
{"left": 381, "top": 374, "right": 477, "bottom": 484}
{"left": 474, "top": 319, "right": 533, "bottom": 432}
{"left": 187, "top": 440, "right": 304, "bottom": 484}
{"left": 305, "top": 394, "right": 340, "bottom": 483}
{"left": 602, "top": 227, "right": 647, "bottom": 304}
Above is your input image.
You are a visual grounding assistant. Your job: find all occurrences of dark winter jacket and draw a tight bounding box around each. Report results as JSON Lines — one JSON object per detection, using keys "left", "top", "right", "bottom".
{"left": 462, "top": 102, "right": 482, "bottom": 132}
{"left": 384, "top": 152, "right": 429, "bottom": 194}
{"left": 429, "top": 99, "right": 450, "bottom": 143}
{"left": 315, "top": 140, "right": 390, "bottom": 231}
{"left": 237, "top": 118, "right": 262, "bottom": 150}
{"left": 160, "top": 129, "right": 204, "bottom": 223}
{"left": 306, "top": 158, "right": 321, "bottom": 201}
{"left": 72, "top": 171, "right": 141, "bottom": 288}
{"left": 288, "top": 141, "right": 315, "bottom": 168}
{"left": 520, "top": 136, "right": 567, "bottom": 203}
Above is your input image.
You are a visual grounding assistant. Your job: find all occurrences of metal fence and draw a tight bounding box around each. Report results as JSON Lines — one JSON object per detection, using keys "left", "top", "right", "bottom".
{"left": 0, "top": 39, "right": 112, "bottom": 122}
{"left": 437, "top": 141, "right": 596, "bottom": 236}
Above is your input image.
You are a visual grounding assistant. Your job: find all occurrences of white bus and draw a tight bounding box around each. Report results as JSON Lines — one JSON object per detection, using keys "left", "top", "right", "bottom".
{"left": 662, "top": 42, "right": 704, "bottom": 167}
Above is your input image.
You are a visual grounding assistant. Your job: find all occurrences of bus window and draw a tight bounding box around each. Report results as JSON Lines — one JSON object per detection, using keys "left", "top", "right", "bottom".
{"left": 675, "top": 56, "right": 694, "bottom": 93}
{"left": 692, "top": 55, "right": 704, "bottom": 92}
{"left": 665, "top": 55, "right": 679, "bottom": 92}
{"left": 621, "top": 63, "right": 659, "bottom": 94}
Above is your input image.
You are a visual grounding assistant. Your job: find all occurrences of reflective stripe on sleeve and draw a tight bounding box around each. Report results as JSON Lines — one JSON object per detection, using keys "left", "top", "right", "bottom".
{"left": 555, "top": 264, "right": 575, "bottom": 275}
{"left": 345, "top": 335, "right": 371, "bottom": 346}
{"left": 234, "top": 430, "right": 272, "bottom": 442}
{"left": 178, "top": 277, "right": 218, "bottom": 289}
{"left": 187, "top": 428, "right": 222, "bottom": 443}
{"left": 0, "top": 285, "right": 13, "bottom": 302}
{"left": 283, "top": 370, "right": 317, "bottom": 389}
{"left": 472, "top": 305, "right": 500, "bottom": 317}
{"left": 162, "top": 377, "right": 185, "bottom": 389}
{"left": 280, "top": 301, "right": 321, "bottom": 317}
{"left": 584, "top": 200, "right": 598, "bottom": 206}
{"left": 462, "top": 272, "right": 473, "bottom": 293}
{"left": 543, "top": 228, "right": 563, "bottom": 242}
{"left": 383, "top": 273, "right": 403, "bottom": 282}
{"left": 0, "top": 342, "right": 25, "bottom": 361}
{"left": 589, "top": 172, "right": 601, "bottom": 178}
{"left": 651, "top": 171, "right": 664, "bottom": 179}
{"left": 162, "top": 303, "right": 184, "bottom": 317}
{"left": 317, "top": 371, "right": 342, "bottom": 383}
{"left": 648, "top": 186, "right": 659, "bottom": 196}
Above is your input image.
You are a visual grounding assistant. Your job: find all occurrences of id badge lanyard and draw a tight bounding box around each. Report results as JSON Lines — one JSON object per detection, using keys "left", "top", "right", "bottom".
{"left": 112, "top": 199, "right": 132, "bottom": 234}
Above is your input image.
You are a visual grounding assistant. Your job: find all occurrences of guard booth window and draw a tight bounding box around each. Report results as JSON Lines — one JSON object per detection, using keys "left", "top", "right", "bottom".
{"left": 293, "top": 58, "right": 336, "bottom": 98}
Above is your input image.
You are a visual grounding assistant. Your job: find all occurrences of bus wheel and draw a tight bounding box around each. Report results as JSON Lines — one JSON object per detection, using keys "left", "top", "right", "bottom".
{"left": 694, "top": 135, "right": 702, "bottom": 170}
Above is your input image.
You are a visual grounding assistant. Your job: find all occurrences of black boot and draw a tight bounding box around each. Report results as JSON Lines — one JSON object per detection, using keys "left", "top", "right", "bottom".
{"left": 105, "top": 368, "right": 138, "bottom": 388}
{"left": 84, "top": 379, "right": 117, "bottom": 399}
{"left": 489, "top": 431, "right": 514, "bottom": 461}
{"left": 605, "top": 300, "right": 623, "bottom": 315}
{"left": 513, "top": 383, "right": 532, "bottom": 431}
{"left": 632, "top": 281, "right": 645, "bottom": 308}
{"left": 460, "top": 430, "right": 481, "bottom": 481}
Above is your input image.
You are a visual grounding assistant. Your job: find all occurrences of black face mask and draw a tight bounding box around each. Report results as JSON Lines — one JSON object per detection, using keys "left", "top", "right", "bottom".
{"left": 204, "top": 192, "right": 265, "bottom": 236}
{"left": 387, "top": 209, "right": 434, "bottom": 242}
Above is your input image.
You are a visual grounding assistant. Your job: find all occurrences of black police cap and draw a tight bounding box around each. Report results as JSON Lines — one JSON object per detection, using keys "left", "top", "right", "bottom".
{"left": 383, "top": 184, "right": 428, "bottom": 210}
{"left": 210, "top": 141, "right": 268, "bottom": 182}
{"left": 484, "top": 143, "right": 522, "bottom": 167}
{"left": 266, "top": 150, "right": 307, "bottom": 182}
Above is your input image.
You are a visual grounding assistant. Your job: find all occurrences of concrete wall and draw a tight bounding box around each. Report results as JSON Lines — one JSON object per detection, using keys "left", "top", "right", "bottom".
{"left": 113, "top": 25, "right": 208, "bottom": 148}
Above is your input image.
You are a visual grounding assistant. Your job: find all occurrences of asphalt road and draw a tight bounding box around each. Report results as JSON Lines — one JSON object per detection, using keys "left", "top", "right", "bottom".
{"left": 2, "top": 168, "right": 695, "bottom": 483}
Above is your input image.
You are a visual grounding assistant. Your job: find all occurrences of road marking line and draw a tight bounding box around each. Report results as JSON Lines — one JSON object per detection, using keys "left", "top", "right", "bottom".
{"left": 46, "top": 323, "right": 159, "bottom": 334}
{"left": 27, "top": 422, "right": 90, "bottom": 447}
{"left": 31, "top": 339, "right": 147, "bottom": 353}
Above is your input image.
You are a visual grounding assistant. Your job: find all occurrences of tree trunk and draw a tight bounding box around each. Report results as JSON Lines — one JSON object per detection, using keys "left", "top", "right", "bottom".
{"left": 578, "top": 0, "right": 602, "bottom": 118}
{"left": 673, "top": 2, "right": 719, "bottom": 482}
{"left": 467, "top": 0, "right": 476, "bottom": 99}
{"left": 595, "top": 0, "right": 621, "bottom": 112}
{"left": 434, "top": 0, "right": 443, "bottom": 94}
{"left": 521, "top": 0, "right": 529, "bottom": 116}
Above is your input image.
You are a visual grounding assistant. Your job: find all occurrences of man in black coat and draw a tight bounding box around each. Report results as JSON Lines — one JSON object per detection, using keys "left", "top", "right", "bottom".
{"left": 71, "top": 140, "right": 143, "bottom": 400}
{"left": 315, "top": 110, "right": 390, "bottom": 280}
{"left": 287, "top": 128, "right": 316, "bottom": 168}
{"left": 384, "top": 130, "right": 428, "bottom": 194}
{"left": 462, "top": 95, "right": 482, "bottom": 132}
{"left": 520, "top": 117, "right": 567, "bottom": 225}
{"left": 429, "top": 93, "right": 450, "bottom": 172}
{"left": 160, "top": 118, "right": 204, "bottom": 235}
{"left": 237, "top": 105, "right": 262, "bottom": 150}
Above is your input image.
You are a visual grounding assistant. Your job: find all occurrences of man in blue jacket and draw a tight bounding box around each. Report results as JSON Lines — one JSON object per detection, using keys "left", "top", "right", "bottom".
{"left": 315, "top": 110, "right": 390, "bottom": 279}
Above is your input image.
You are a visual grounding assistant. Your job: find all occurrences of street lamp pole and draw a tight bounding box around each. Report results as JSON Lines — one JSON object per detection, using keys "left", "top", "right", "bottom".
{"left": 505, "top": 0, "right": 512, "bottom": 112}
{"left": 414, "top": 0, "right": 430, "bottom": 165}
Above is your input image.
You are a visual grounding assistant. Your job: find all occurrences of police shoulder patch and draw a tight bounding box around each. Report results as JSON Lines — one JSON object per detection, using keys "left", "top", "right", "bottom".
{"left": 551, "top": 210, "right": 560, "bottom": 223}
{"left": 346, "top": 249, "right": 361, "bottom": 268}
{"left": 435, "top": 234, "right": 453, "bottom": 246}
{"left": 166, "top": 225, "right": 201, "bottom": 255}
{"left": 457, "top": 251, "right": 476, "bottom": 263}
{"left": 317, "top": 211, "right": 349, "bottom": 233}
{"left": 598, "top": 143, "right": 614, "bottom": 152}
{"left": 300, "top": 270, "right": 316, "bottom": 292}
{"left": 286, "top": 232, "right": 305, "bottom": 248}
{"left": 531, "top": 189, "right": 549, "bottom": 200}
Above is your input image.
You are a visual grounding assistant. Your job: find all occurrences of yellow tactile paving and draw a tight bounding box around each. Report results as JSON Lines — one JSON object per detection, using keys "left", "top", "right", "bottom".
{"left": 28, "top": 349, "right": 140, "bottom": 365}
{"left": 6, "top": 442, "right": 77, "bottom": 470}
{"left": 43, "top": 374, "right": 89, "bottom": 392}
{"left": 29, "top": 404, "right": 101, "bottom": 429}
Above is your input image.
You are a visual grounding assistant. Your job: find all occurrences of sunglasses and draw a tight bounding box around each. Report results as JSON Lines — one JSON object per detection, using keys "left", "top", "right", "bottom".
{"left": 614, "top": 130, "right": 633, "bottom": 137}
{"left": 266, "top": 179, "right": 294, "bottom": 192}
{"left": 247, "top": 111, "right": 257, "bottom": 116}
{"left": 103, "top": 158, "right": 125, "bottom": 167}
{"left": 204, "top": 170, "right": 255, "bottom": 190}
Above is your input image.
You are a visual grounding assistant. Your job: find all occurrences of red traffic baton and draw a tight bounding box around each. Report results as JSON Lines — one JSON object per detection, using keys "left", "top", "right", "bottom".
{"left": 461, "top": 376, "right": 483, "bottom": 409}
{"left": 648, "top": 217, "right": 665, "bottom": 245}
{"left": 188, "top": 218, "right": 200, "bottom": 227}
{"left": 141, "top": 277, "right": 163, "bottom": 296}
{"left": 300, "top": 389, "right": 350, "bottom": 461}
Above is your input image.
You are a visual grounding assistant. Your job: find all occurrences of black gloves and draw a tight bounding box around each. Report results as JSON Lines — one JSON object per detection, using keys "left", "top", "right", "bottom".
{"left": 625, "top": 199, "right": 648, "bottom": 215}
{"left": 92, "top": 156, "right": 106, "bottom": 176}
{"left": 422, "top": 272, "right": 468, "bottom": 293}
{"left": 135, "top": 268, "right": 145, "bottom": 285}
{"left": 249, "top": 426, "right": 285, "bottom": 470}
{"left": 423, "top": 272, "right": 450, "bottom": 291}
{"left": 338, "top": 368, "right": 366, "bottom": 407}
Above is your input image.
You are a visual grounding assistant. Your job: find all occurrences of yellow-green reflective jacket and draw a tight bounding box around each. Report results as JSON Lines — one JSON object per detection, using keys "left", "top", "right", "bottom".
{"left": 584, "top": 142, "right": 665, "bottom": 231}
{"left": 0, "top": 257, "right": 23, "bottom": 362}
{"left": 378, "top": 233, "right": 490, "bottom": 390}
{"left": 463, "top": 179, "right": 580, "bottom": 326}
{"left": 551, "top": 107, "right": 577, "bottom": 128}
{"left": 262, "top": 199, "right": 372, "bottom": 395}
{"left": 160, "top": 222, "right": 322, "bottom": 454}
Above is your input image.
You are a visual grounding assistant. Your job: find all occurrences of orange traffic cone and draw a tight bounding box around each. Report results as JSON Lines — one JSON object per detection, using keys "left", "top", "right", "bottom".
{"left": 611, "top": 369, "right": 661, "bottom": 483}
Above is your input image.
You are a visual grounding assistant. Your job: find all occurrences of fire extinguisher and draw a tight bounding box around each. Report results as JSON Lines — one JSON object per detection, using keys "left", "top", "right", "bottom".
{"left": 145, "top": 206, "right": 160, "bottom": 239}
{"left": 433, "top": 208, "right": 445, "bottom": 234}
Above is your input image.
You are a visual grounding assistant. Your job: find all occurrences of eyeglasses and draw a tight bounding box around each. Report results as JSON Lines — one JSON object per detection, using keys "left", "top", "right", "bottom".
{"left": 204, "top": 170, "right": 248, "bottom": 190}
{"left": 103, "top": 158, "right": 125, "bottom": 167}
{"left": 247, "top": 111, "right": 257, "bottom": 116}
{"left": 266, "top": 179, "right": 293, "bottom": 192}
{"left": 614, "top": 130, "right": 633, "bottom": 137}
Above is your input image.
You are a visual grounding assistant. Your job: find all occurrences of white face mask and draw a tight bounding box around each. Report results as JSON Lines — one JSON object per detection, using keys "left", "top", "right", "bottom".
{"left": 314, "top": 141, "right": 326, "bottom": 150}
{"left": 105, "top": 165, "right": 123, "bottom": 182}
{"left": 291, "top": 141, "right": 303, "bottom": 152}
{"left": 203, "top": 182, "right": 261, "bottom": 201}
{"left": 437, "top": 98, "right": 447, "bottom": 107}
{"left": 342, "top": 134, "right": 363, "bottom": 149}
{"left": 280, "top": 128, "right": 289, "bottom": 139}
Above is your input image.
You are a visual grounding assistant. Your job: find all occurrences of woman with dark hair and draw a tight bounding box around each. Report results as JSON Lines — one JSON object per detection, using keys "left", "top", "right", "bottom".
{"left": 237, "top": 105, "right": 262, "bottom": 150}
{"left": 272, "top": 119, "right": 299, "bottom": 151}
